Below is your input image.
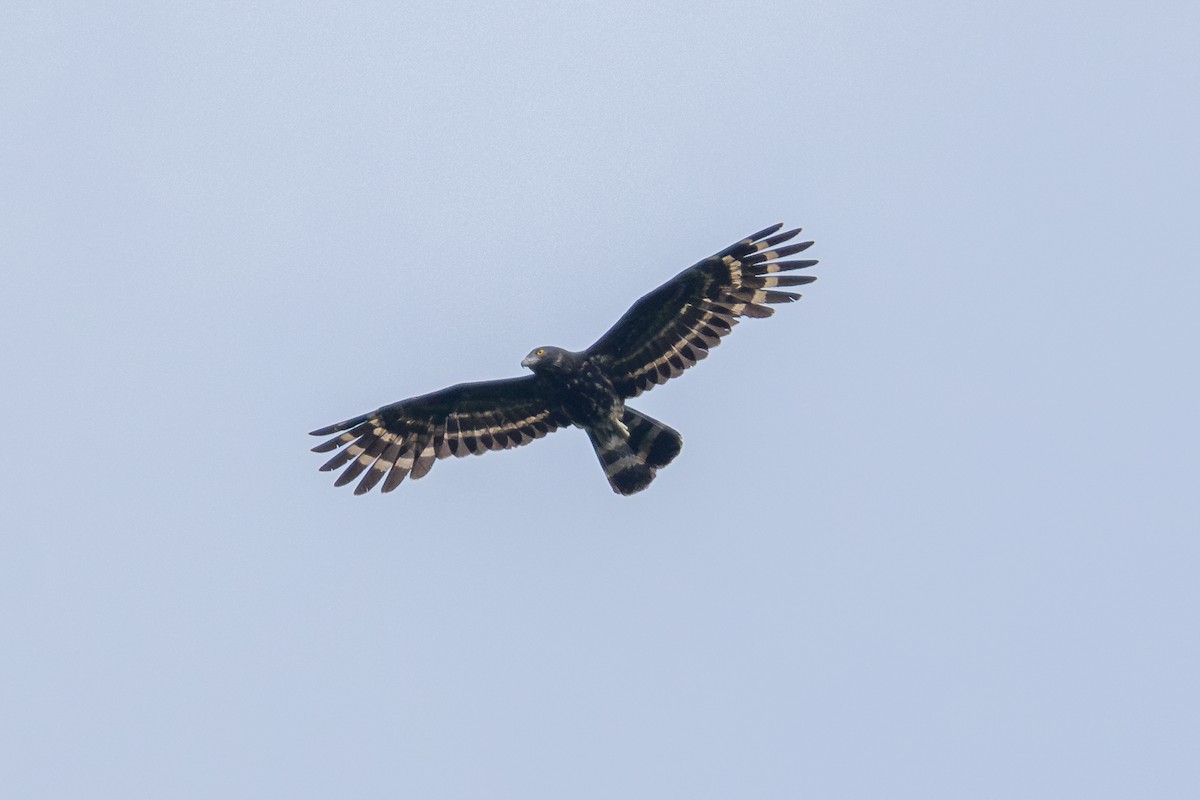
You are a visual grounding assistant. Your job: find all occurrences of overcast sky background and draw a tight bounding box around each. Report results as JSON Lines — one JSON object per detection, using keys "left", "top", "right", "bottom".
{"left": 3, "top": 1, "right": 1198, "bottom": 797}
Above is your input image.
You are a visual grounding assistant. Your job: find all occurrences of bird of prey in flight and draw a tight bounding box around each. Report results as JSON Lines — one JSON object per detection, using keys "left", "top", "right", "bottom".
{"left": 310, "top": 223, "right": 818, "bottom": 495}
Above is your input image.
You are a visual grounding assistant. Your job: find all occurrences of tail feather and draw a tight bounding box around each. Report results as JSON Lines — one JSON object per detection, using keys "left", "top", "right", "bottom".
{"left": 623, "top": 408, "right": 682, "bottom": 469}
{"left": 587, "top": 408, "right": 683, "bottom": 495}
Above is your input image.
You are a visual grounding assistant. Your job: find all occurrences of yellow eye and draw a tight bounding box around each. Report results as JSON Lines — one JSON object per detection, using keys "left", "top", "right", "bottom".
{"left": 536, "top": 348, "right": 545, "bottom": 356}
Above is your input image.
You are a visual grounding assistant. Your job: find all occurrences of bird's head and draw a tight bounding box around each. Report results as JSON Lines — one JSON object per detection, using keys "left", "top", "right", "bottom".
{"left": 521, "top": 346, "right": 572, "bottom": 373}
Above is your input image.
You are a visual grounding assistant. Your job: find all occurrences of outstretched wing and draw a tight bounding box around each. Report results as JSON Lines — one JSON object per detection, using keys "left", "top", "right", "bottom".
{"left": 587, "top": 223, "right": 818, "bottom": 397}
{"left": 309, "top": 376, "right": 569, "bottom": 495}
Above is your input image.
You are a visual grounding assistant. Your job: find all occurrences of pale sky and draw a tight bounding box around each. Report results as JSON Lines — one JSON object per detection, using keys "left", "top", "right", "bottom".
{"left": 3, "top": 1, "right": 1198, "bottom": 798}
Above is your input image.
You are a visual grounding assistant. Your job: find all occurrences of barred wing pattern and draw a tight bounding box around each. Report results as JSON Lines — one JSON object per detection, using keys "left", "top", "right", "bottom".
{"left": 309, "top": 376, "right": 568, "bottom": 495}
{"left": 588, "top": 224, "right": 817, "bottom": 398}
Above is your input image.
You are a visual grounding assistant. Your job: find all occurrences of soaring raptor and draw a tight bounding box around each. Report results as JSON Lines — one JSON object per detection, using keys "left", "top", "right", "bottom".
{"left": 310, "top": 223, "right": 818, "bottom": 495}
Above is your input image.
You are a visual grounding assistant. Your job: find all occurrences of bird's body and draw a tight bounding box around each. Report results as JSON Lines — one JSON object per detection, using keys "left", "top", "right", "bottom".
{"left": 528, "top": 348, "right": 618, "bottom": 428}
{"left": 310, "top": 223, "right": 818, "bottom": 495}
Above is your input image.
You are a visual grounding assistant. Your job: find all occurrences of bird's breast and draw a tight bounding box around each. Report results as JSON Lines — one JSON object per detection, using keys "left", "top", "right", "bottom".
{"left": 559, "top": 360, "right": 620, "bottom": 427}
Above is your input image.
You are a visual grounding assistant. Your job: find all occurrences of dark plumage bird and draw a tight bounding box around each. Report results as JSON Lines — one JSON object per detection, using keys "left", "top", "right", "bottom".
{"left": 310, "top": 223, "right": 818, "bottom": 495}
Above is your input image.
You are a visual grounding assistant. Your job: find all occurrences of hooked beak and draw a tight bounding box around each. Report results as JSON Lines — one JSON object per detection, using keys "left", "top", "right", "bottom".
{"left": 521, "top": 356, "right": 537, "bottom": 369}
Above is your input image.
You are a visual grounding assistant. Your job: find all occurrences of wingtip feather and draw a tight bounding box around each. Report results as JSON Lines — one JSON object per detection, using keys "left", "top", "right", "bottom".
{"left": 746, "top": 222, "right": 785, "bottom": 242}
{"left": 309, "top": 412, "right": 371, "bottom": 437}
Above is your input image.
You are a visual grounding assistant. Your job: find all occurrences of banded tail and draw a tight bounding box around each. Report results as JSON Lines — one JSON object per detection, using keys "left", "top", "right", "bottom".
{"left": 587, "top": 407, "right": 683, "bottom": 495}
